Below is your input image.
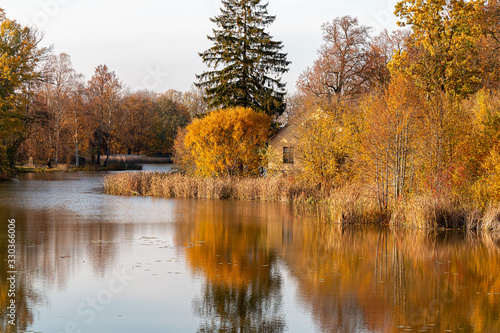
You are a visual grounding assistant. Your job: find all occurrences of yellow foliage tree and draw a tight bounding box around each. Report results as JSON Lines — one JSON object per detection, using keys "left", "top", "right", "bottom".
{"left": 296, "top": 104, "right": 358, "bottom": 187}
{"left": 181, "top": 107, "right": 271, "bottom": 177}
{"left": 455, "top": 89, "right": 500, "bottom": 183}
{"left": 391, "top": 0, "right": 485, "bottom": 97}
{"left": 0, "top": 8, "right": 50, "bottom": 178}
{"left": 473, "top": 147, "right": 500, "bottom": 205}
{"left": 468, "top": 90, "right": 500, "bottom": 205}
{"left": 359, "top": 76, "right": 423, "bottom": 209}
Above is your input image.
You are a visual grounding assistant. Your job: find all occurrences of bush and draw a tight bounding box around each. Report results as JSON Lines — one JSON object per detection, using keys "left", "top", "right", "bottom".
{"left": 179, "top": 107, "right": 271, "bottom": 177}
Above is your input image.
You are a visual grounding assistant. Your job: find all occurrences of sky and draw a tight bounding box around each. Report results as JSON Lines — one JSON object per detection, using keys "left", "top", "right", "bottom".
{"left": 2, "top": 0, "right": 399, "bottom": 94}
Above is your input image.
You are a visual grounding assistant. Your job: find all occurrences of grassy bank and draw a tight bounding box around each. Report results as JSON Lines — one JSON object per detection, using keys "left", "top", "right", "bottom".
{"left": 103, "top": 172, "right": 500, "bottom": 231}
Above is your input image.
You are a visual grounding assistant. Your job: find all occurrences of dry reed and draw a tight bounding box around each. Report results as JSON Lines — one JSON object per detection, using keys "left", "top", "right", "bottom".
{"left": 104, "top": 172, "right": 500, "bottom": 230}
{"left": 104, "top": 172, "right": 327, "bottom": 203}
{"left": 390, "top": 195, "right": 500, "bottom": 231}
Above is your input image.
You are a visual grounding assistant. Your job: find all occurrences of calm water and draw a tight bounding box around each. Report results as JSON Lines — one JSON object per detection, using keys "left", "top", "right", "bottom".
{"left": 1, "top": 171, "right": 500, "bottom": 333}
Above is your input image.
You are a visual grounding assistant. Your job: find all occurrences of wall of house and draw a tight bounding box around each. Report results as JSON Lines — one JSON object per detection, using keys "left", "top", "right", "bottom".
{"left": 268, "top": 119, "right": 302, "bottom": 173}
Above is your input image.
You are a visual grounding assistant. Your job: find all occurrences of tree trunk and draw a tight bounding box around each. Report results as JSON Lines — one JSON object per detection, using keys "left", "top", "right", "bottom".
{"left": 74, "top": 111, "right": 79, "bottom": 167}
{"left": 55, "top": 126, "right": 60, "bottom": 166}
{"left": 105, "top": 136, "right": 110, "bottom": 167}
{"left": 105, "top": 150, "right": 110, "bottom": 167}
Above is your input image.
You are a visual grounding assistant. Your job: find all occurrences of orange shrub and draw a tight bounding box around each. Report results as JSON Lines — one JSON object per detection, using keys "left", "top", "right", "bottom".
{"left": 181, "top": 107, "right": 271, "bottom": 177}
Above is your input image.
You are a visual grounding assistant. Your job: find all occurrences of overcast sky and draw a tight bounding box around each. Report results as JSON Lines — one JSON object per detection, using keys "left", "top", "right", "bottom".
{"left": 2, "top": 0, "right": 398, "bottom": 93}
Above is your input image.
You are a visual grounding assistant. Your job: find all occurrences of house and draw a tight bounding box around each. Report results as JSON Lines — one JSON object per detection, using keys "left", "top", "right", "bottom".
{"left": 268, "top": 108, "right": 330, "bottom": 173}
{"left": 267, "top": 111, "right": 307, "bottom": 173}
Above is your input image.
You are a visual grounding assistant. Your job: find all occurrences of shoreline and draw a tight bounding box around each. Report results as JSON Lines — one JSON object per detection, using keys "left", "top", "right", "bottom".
{"left": 14, "top": 164, "right": 143, "bottom": 174}
{"left": 104, "top": 171, "right": 500, "bottom": 232}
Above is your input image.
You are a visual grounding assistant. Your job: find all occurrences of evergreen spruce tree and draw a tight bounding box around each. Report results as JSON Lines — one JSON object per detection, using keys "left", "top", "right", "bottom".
{"left": 196, "top": 0, "right": 290, "bottom": 117}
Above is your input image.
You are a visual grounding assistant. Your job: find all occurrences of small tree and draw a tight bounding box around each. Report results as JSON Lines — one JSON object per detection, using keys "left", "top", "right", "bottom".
{"left": 181, "top": 107, "right": 271, "bottom": 176}
{"left": 86, "top": 65, "right": 122, "bottom": 166}
{"left": 196, "top": 0, "right": 290, "bottom": 117}
{"left": 297, "top": 106, "right": 358, "bottom": 187}
{"left": 119, "top": 90, "right": 158, "bottom": 155}
{"left": 152, "top": 94, "right": 191, "bottom": 156}
{"left": 37, "top": 53, "right": 82, "bottom": 165}
{"left": 359, "top": 76, "right": 422, "bottom": 209}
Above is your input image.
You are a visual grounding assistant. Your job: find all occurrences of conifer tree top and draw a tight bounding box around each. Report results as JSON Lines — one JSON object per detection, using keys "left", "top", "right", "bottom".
{"left": 196, "top": 0, "right": 290, "bottom": 117}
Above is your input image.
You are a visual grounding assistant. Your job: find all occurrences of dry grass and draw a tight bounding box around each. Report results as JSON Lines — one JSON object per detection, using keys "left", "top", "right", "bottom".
{"left": 390, "top": 195, "right": 500, "bottom": 231}
{"left": 104, "top": 172, "right": 500, "bottom": 230}
{"left": 104, "top": 172, "right": 328, "bottom": 203}
{"left": 390, "top": 195, "right": 465, "bottom": 229}
{"left": 466, "top": 203, "right": 500, "bottom": 232}
{"left": 326, "top": 187, "right": 389, "bottom": 224}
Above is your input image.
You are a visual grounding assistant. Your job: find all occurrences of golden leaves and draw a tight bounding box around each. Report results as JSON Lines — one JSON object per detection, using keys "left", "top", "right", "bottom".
{"left": 392, "top": 0, "right": 486, "bottom": 97}
{"left": 182, "top": 107, "right": 271, "bottom": 177}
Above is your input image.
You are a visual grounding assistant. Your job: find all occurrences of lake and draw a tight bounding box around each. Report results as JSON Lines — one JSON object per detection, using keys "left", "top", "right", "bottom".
{"left": 1, "top": 171, "right": 499, "bottom": 333}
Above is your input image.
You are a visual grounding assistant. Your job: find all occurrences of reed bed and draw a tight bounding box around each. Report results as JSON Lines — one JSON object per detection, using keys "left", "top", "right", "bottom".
{"left": 104, "top": 171, "right": 500, "bottom": 230}
{"left": 390, "top": 195, "right": 500, "bottom": 231}
{"left": 326, "top": 186, "right": 389, "bottom": 224}
{"left": 104, "top": 172, "right": 326, "bottom": 203}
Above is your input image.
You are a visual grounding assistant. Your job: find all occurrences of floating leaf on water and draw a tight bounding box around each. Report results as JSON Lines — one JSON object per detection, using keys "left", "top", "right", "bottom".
{"left": 91, "top": 240, "right": 112, "bottom": 244}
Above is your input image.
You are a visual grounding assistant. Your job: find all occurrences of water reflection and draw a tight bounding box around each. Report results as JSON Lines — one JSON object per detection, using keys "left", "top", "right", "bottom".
{"left": 0, "top": 173, "right": 195, "bottom": 333}
{"left": 175, "top": 201, "right": 500, "bottom": 333}
{"left": 176, "top": 201, "right": 287, "bottom": 332}
{"left": 0, "top": 173, "right": 500, "bottom": 332}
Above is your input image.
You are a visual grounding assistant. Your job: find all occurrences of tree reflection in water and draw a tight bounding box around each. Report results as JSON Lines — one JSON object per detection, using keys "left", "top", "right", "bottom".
{"left": 176, "top": 200, "right": 500, "bottom": 333}
{"left": 2, "top": 186, "right": 500, "bottom": 332}
{"left": 0, "top": 203, "right": 122, "bottom": 333}
{"left": 0, "top": 209, "right": 39, "bottom": 333}
{"left": 176, "top": 200, "right": 287, "bottom": 332}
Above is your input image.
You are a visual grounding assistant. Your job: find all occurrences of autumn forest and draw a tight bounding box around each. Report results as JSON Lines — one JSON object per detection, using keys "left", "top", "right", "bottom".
{"left": 3, "top": 1, "right": 500, "bottom": 332}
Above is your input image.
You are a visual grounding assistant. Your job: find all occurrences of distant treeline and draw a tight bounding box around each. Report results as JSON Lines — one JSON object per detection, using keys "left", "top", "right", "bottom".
{"left": 0, "top": 7, "right": 207, "bottom": 178}
{"left": 19, "top": 59, "right": 207, "bottom": 167}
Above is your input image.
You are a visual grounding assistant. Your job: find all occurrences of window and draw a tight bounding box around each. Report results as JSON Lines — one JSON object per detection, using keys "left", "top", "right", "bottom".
{"left": 283, "top": 147, "right": 294, "bottom": 164}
